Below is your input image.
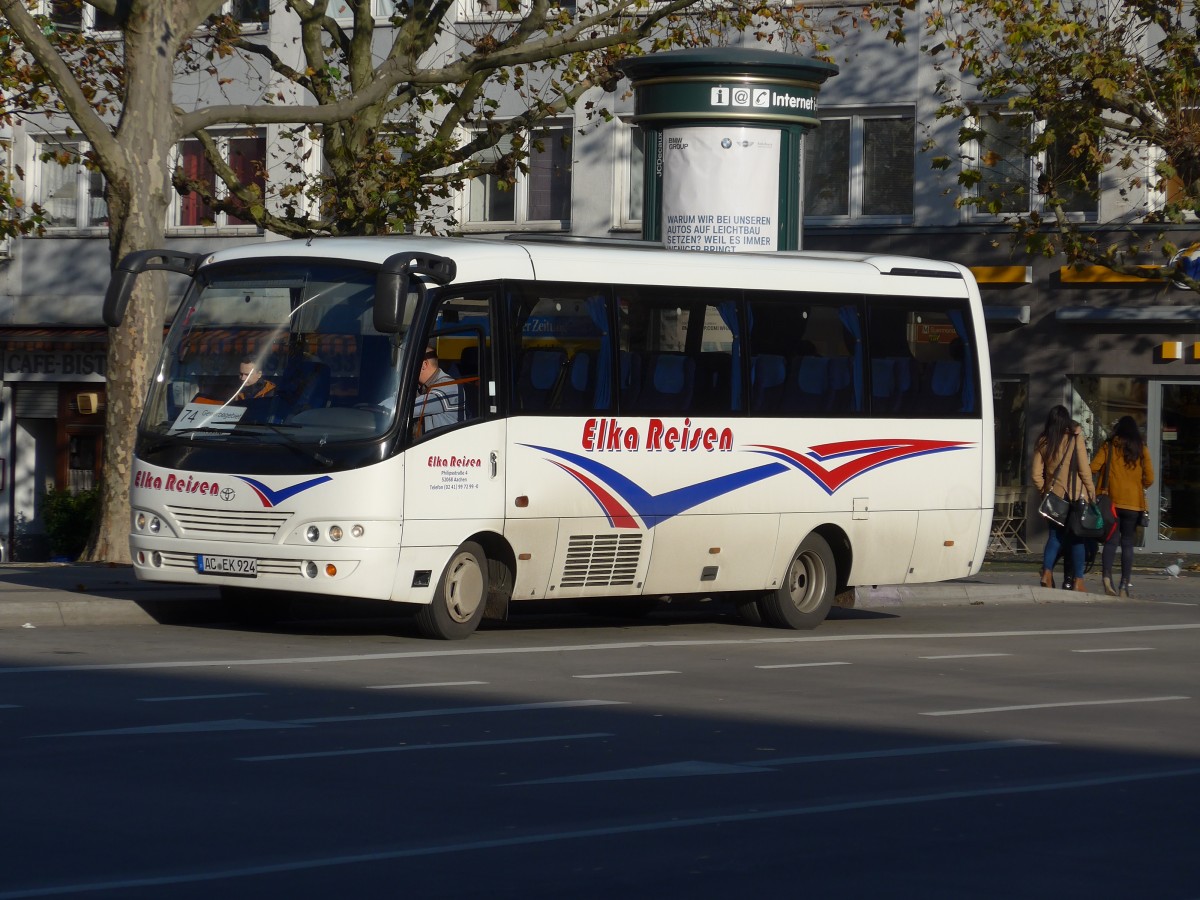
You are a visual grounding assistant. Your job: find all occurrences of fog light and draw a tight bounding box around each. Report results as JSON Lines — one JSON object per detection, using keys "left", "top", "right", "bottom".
{"left": 305, "top": 525, "right": 320, "bottom": 542}
{"left": 328, "top": 525, "right": 343, "bottom": 542}
{"left": 136, "top": 513, "right": 146, "bottom": 530}
{"left": 325, "top": 563, "right": 337, "bottom": 577}
{"left": 304, "top": 560, "right": 318, "bottom": 578}
{"left": 351, "top": 524, "right": 364, "bottom": 538}
{"left": 149, "top": 517, "right": 161, "bottom": 534}
{"left": 151, "top": 551, "right": 163, "bottom": 567}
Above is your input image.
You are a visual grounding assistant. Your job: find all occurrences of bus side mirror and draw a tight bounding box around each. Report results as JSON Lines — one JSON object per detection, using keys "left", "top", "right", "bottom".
{"left": 374, "top": 263, "right": 411, "bottom": 334}
{"left": 103, "top": 249, "right": 203, "bottom": 327}
{"left": 374, "top": 252, "right": 455, "bottom": 333}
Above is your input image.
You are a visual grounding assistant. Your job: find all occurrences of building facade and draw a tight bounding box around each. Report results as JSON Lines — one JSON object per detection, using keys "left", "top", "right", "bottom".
{"left": 0, "top": 2, "right": 1196, "bottom": 559}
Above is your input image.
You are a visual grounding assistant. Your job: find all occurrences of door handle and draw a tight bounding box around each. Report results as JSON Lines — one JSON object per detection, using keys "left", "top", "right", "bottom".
{"left": 490, "top": 451, "right": 498, "bottom": 479}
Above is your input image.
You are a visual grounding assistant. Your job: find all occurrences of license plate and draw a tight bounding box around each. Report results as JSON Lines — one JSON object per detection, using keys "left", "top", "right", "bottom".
{"left": 197, "top": 554, "right": 258, "bottom": 577}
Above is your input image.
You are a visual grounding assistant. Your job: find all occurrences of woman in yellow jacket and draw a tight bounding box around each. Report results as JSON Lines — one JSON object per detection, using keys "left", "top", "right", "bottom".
{"left": 1090, "top": 416, "right": 1154, "bottom": 597}
{"left": 1031, "top": 404, "right": 1096, "bottom": 591}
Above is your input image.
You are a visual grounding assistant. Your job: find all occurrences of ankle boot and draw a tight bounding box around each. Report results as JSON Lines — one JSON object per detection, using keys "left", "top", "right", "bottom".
{"left": 1039, "top": 568, "right": 1055, "bottom": 589}
{"left": 1073, "top": 579, "right": 1088, "bottom": 593}
{"left": 1102, "top": 575, "right": 1117, "bottom": 596}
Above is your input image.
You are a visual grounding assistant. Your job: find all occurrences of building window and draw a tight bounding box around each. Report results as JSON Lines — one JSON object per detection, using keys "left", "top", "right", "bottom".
{"left": 617, "top": 124, "right": 644, "bottom": 228}
{"left": 173, "top": 134, "right": 265, "bottom": 229}
{"left": 43, "top": 0, "right": 119, "bottom": 32}
{"left": 228, "top": 0, "right": 269, "bottom": 24}
{"left": 804, "top": 112, "right": 914, "bottom": 221}
{"left": 467, "top": 123, "right": 572, "bottom": 228}
{"left": 967, "top": 112, "right": 1098, "bottom": 219}
{"left": 34, "top": 140, "right": 108, "bottom": 230}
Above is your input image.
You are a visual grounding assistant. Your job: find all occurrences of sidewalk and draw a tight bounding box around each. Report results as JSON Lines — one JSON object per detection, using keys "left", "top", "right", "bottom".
{"left": 0, "top": 551, "right": 1194, "bottom": 628}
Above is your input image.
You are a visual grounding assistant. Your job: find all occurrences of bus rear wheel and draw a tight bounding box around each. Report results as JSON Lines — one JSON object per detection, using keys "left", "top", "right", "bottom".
{"left": 758, "top": 533, "right": 835, "bottom": 630}
{"left": 415, "top": 541, "right": 488, "bottom": 640}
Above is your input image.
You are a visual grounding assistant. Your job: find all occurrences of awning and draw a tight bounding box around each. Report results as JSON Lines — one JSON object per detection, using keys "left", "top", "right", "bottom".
{"left": 0, "top": 327, "right": 108, "bottom": 350}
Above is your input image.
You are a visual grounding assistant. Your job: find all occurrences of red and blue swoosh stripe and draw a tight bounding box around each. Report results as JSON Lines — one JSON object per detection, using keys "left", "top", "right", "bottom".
{"left": 748, "top": 439, "right": 971, "bottom": 495}
{"left": 238, "top": 475, "right": 333, "bottom": 508}
{"left": 529, "top": 438, "right": 972, "bottom": 527}
{"left": 524, "top": 444, "right": 786, "bottom": 529}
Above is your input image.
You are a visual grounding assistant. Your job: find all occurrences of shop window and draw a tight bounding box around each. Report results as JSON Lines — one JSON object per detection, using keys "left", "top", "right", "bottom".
{"left": 804, "top": 112, "right": 914, "bottom": 221}
{"left": 992, "top": 378, "right": 1028, "bottom": 488}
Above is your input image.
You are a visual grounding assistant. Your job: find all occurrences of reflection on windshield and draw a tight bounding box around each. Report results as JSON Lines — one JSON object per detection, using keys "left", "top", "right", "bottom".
{"left": 143, "top": 263, "right": 403, "bottom": 444}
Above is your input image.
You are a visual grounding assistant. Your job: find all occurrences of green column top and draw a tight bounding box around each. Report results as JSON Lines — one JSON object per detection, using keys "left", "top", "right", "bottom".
{"left": 618, "top": 48, "right": 838, "bottom": 127}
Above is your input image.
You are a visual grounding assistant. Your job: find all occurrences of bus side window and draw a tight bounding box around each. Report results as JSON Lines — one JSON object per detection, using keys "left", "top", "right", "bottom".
{"left": 747, "top": 294, "right": 864, "bottom": 417}
{"left": 866, "top": 300, "right": 977, "bottom": 418}
{"left": 507, "top": 285, "right": 611, "bottom": 414}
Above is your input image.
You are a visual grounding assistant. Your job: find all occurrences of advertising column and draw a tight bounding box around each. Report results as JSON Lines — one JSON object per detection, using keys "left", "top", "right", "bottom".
{"left": 618, "top": 49, "right": 838, "bottom": 253}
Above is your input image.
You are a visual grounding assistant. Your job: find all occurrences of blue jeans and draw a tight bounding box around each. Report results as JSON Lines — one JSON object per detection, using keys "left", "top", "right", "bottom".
{"left": 1043, "top": 522, "right": 1085, "bottom": 579}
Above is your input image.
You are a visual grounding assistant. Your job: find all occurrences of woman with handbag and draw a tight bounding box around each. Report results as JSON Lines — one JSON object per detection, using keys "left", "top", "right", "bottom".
{"left": 1031, "top": 405, "right": 1096, "bottom": 592}
{"left": 1090, "top": 415, "right": 1154, "bottom": 597}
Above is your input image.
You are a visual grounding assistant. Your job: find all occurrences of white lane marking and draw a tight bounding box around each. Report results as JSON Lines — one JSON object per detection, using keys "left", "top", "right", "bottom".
{"left": 1071, "top": 648, "right": 1153, "bottom": 653}
{"left": 138, "top": 693, "right": 266, "bottom": 703}
{"left": 39, "top": 699, "right": 625, "bottom": 738}
{"left": 48, "top": 719, "right": 311, "bottom": 737}
{"left": 289, "top": 699, "right": 624, "bottom": 726}
{"left": 572, "top": 671, "right": 680, "bottom": 679}
{"left": 365, "top": 681, "right": 487, "bottom": 690}
{"left": 514, "top": 738, "right": 1050, "bottom": 785}
{"left": 518, "top": 761, "right": 767, "bottom": 783}
{"left": 755, "top": 662, "right": 851, "bottom": 669}
{"left": 5, "top": 765, "right": 1199, "bottom": 898}
{"left": 922, "top": 696, "right": 1189, "bottom": 717}
{"left": 919, "top": 653, "right": 1011, "bottom": 660}
{"left": 0, "top": 704, "right": 20, "bottom": 709}
{"left": 2, "top": 623, "right": 1198, "bottom": 675}
{"left": 239, "top": 732, "right": 613, "bottom": 763}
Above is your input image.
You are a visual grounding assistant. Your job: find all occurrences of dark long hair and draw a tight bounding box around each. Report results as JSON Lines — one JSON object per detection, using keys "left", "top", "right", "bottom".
{"left": 1036, "top": 404, "right": 1073, "bottom": 469}
{"left": 1112, "top": 415, "right": 1144, "bottom": 466}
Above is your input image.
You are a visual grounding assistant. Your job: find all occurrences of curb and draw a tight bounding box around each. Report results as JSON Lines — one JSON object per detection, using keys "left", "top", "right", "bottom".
{"left": 853, "top": 584, "right": 1119, "bottom": 608}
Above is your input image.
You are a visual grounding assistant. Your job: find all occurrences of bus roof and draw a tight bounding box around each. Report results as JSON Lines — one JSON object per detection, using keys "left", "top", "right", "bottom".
{"left": 199, "top": 236, "right": 972, "bottom": 296}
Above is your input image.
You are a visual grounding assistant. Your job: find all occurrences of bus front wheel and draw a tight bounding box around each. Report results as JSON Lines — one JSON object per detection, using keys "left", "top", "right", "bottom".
{"left": 415, "top": 541, "right": 488, "bottom": 640}
{"left": 759, "top": 533, "right": 835, "bottom": 630}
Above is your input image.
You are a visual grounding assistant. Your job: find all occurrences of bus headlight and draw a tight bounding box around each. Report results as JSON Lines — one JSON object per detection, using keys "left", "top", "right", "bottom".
{"left": 351, "top": 524, "right": 364, "bottom": 538}
{"left": 305, "top": 525, "right": 320, "bottom": 543}
{"left": 328, "top": 525, "right": 343, "bottom": 542}
{"left": 136, "top": 513, "right": 146, "bottom": 531}
{"left": 149, "top": 517, "right": 161, "bottom": 534}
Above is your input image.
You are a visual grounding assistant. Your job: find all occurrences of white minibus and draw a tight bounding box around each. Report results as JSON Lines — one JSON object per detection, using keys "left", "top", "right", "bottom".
{"left": 105, "top": 236, "right": 994, "bottom": 638}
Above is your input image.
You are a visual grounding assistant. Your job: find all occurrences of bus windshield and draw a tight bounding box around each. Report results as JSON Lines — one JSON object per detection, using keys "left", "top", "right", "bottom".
{"left": 142, "top": 262, "right": 404, "bottom": 444}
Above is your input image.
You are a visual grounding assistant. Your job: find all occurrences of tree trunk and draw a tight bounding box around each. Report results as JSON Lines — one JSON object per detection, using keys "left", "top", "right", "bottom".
{"left": 82, "top": 6, "right": 180, "bottom": 563}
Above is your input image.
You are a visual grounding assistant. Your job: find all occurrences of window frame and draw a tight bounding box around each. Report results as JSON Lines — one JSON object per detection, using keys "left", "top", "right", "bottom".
{"left": 31, "top": 137, "right": 109, "bottom": 233}
{"left": 461, "top": 120, "right": 573, "bottom": 232}
{"left": 802, "top": 108, "right": 916, "bottom": 225}
{"left": 612, "top": 121, "right": 645, "bottom": 233}
{"left": 169, "top": 132, "right": 267, "bottom": 234}
{"left": 963, "top": 109, "right": 1099, "bottom": 223}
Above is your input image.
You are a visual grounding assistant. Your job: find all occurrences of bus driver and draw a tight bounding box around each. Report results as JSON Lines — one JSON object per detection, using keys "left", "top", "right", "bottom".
{"left": 413, "top": 345, "right": 464, "bottom": 435}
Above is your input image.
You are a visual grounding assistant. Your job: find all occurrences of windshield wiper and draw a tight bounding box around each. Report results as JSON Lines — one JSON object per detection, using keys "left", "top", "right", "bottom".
{"left": 143, "top": 424, "right": 332, "bottom": 467}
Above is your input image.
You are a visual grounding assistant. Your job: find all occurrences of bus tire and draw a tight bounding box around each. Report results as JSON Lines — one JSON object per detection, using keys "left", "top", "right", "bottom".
{"left": 415, "top": 541, "right": 488, "bottom": 640}
{"left": 759, "top": 533, "right": 835, "bottom": 630}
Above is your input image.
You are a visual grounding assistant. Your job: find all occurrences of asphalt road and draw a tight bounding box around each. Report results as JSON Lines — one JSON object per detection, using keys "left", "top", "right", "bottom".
{"left": 1, "top": 600, "right": 1198, "bottom": 899}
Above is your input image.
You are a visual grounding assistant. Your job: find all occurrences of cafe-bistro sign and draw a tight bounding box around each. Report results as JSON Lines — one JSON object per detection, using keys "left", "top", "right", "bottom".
{"left": 3, "top": 350, "right": 107, "bottom": 382}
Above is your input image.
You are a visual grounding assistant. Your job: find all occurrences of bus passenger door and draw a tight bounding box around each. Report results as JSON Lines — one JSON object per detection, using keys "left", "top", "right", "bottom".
{"left": 401, "top": 296, "right": 507, "bottom": 570}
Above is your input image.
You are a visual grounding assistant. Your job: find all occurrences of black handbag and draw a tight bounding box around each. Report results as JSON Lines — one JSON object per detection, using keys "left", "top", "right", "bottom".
{"left": 1065, "top": 445, "right": 1105, "bottom": 538}
{"left": 1068, "top": 497, "right": 1106, "bottom": 539}
{"left": 1038, "top": 491, "right": 1070, "bottom": 527}
{"left": 1037, "top": 437, "right": 1071, "bottom": 527}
